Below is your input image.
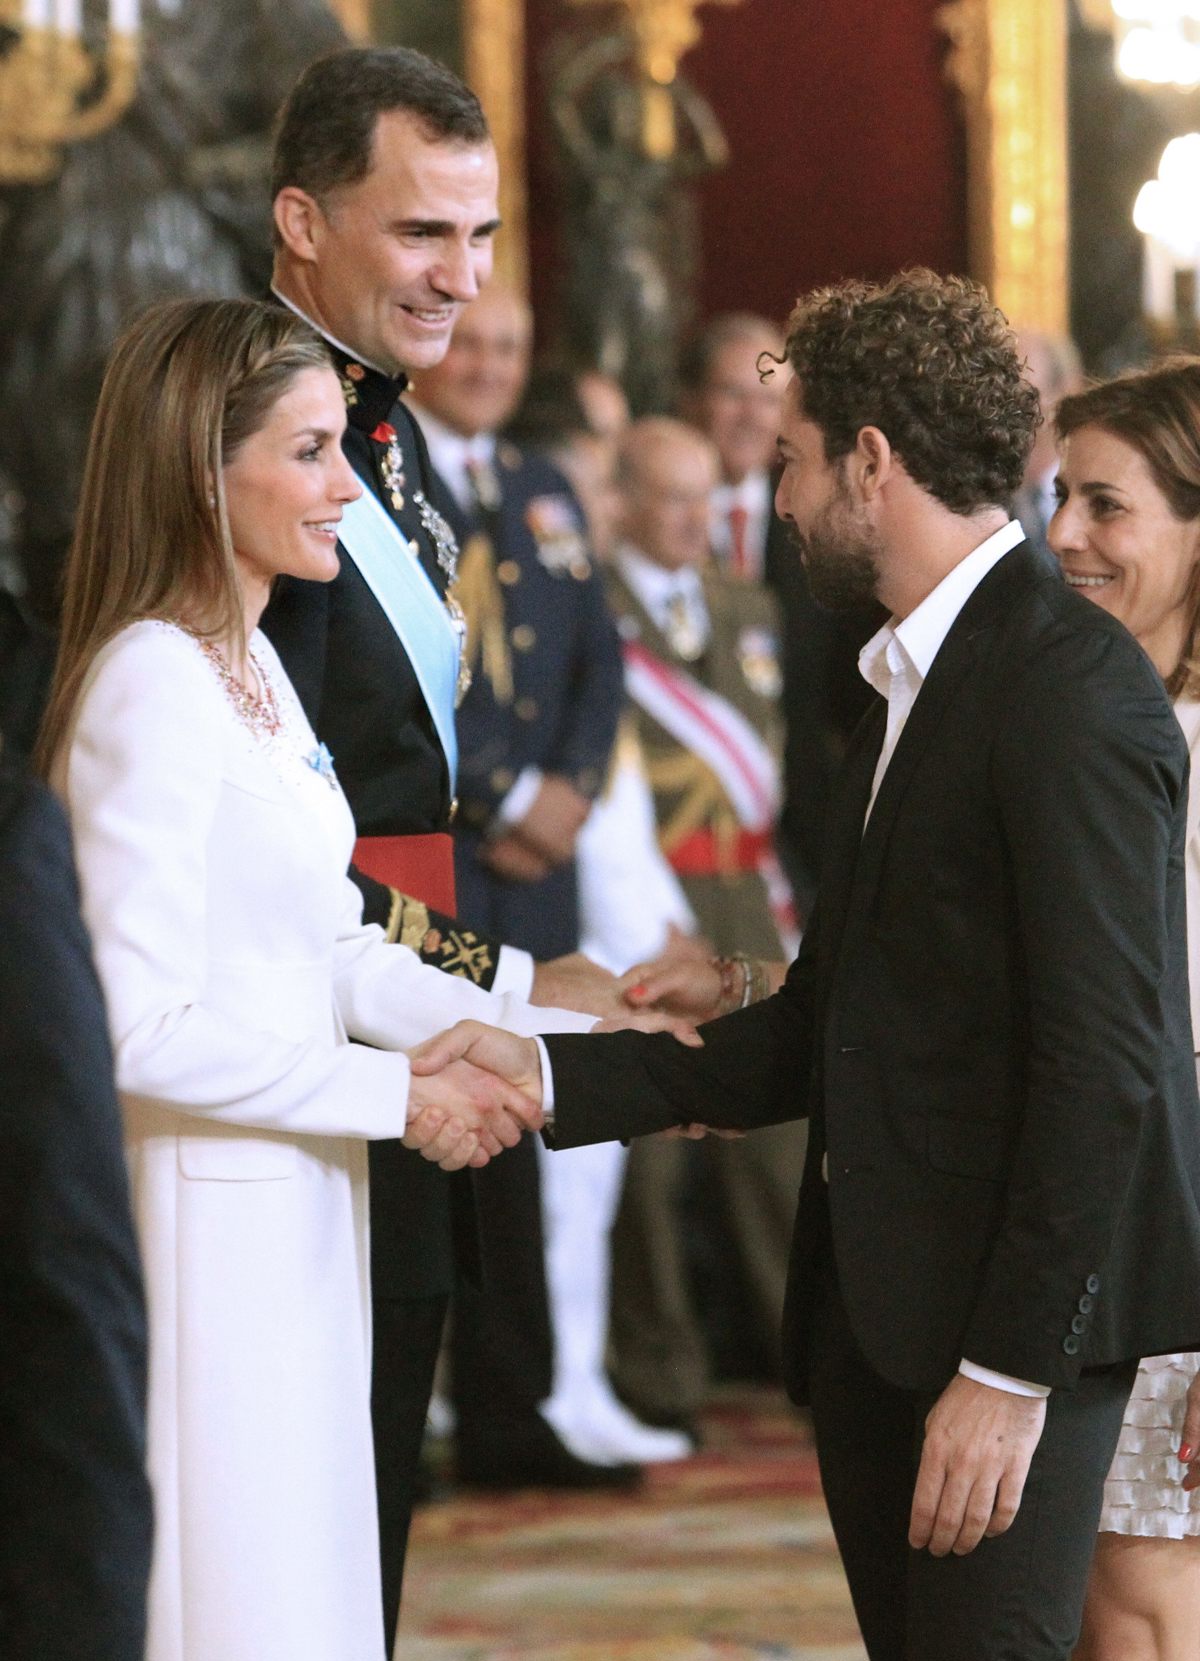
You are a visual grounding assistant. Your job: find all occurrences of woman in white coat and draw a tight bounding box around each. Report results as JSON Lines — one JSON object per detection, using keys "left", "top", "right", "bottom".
{"left": 36, "top": 298, "right": 590, "bottom": 1661}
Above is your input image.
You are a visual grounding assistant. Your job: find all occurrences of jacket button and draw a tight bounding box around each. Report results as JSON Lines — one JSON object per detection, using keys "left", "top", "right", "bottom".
{"left": 497, "top": 560, "right": 520, "bottom": 585}
{"left": 1086, "top": 1274, "right": 1101, "bottom": 1295}
{"left": 1063, "top": 1335, "right": 1081, "bottom": 1356}
{"left": 1071, "top": 1314, "right": 1088, "bottom": 1335}
{"left": 516, "top": 697, "right": 538, "bottom": 721}
{"left": 1078, "top": 1294, "right": 1094, "bottom": 1314}
{"left": 511, "top": 624, "right": 536, "bottom": 651}
{"left": 448, "top": 797, "right": 459, "bottom": 824}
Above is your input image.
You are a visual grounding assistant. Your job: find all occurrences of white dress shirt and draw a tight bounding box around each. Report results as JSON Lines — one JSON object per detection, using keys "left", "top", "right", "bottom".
{"left": 616, "top": 544, "right": 711, "bottom": 656}
{"left": 408, "top": 405, "right": 497, "bottom": 516}
{"left": 858, "top": 518, "right": 1048, "bottom": 1399}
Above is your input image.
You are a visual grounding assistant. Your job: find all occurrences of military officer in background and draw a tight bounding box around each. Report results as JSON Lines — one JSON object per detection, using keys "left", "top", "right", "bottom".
{"left": 680, "top": 314, "right": 880, "bottom": 914}
{"left": 409, "top": 285, "right": 659, "bottom": 1480}
{"left": 605, "top": 415, "right": 807, "bottom": 1434}
{"left": 259, "top": 47, "right": 630, "bottom": 1647}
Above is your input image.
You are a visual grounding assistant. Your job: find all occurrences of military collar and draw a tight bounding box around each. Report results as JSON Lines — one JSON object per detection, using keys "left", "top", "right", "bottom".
{"left": 269, "top": 288, "right": 408, "bottom": 434}
{"left": 326, "top": 340, "right": 409, "bottom": 434}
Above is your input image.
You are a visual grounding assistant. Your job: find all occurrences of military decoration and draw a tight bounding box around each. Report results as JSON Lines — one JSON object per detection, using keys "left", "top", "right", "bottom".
{"left": 304, "top": 742, "right": 339, "bottom": 788}
{"left": 340, "top": 360, "right": 365, "bottom": 409}
{"left": 370, "top": 421, "right": 407, "bottom": 512}
{"left": 665, "top": 592, "right": 706, "bottom": 663}
{"left": 445, "top": 589, "right": 473, "bottom": 706}
{"left": 414, "top": 490, "right": 460, "bottom": 584}
{"left": 737, "top": 626, "right": 782, "bottom": 699}
{"left": 525, "top": 494, "right": 590, "bottom": 579}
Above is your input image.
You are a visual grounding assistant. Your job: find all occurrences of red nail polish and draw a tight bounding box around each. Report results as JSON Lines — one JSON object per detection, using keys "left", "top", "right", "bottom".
{"left": 1181, "top": 1443, "right": 1194, "bottom": 1463}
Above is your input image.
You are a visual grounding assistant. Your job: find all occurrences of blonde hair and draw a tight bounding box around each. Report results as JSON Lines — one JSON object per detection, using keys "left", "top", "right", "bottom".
{"left": 36, "top": 297, "right": 332, "bottom": 773}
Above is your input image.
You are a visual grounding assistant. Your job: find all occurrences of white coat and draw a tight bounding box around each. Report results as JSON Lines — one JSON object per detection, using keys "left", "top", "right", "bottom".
{"left": 59, "top": 621, "right": 591, "bottom": 1661}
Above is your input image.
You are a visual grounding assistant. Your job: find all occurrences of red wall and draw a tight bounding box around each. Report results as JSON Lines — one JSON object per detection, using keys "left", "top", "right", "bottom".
{"left": 524, "top": 0, "right": 968, "bottom": 337}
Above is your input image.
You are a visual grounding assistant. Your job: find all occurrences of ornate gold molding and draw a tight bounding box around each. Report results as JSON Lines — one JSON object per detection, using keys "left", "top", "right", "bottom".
{"left": 939, "top": 0, "right": 1069, "bottom": 333}
{"left": 464, "top": 0, "right": 529, "bottom": 297}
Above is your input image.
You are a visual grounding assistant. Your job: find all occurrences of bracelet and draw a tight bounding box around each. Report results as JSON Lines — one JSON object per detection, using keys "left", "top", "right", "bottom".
{"left": 711, "top": 953, "right": 754, "bottom": 1013}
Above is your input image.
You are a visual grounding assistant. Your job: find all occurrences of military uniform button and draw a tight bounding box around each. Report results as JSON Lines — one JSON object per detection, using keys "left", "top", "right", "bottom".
{"left": 448, "top": 797, "right": 459, "bottom": 824}
{"left": 1078, "top": 1294, "right": 1094, "bottom": 1314}
{"left": 511, "top": 624, "right": 536, "bottom": 651}
{"left": 491, "top": 768, "right": 515, "bottom": 792}
{"left": 497, "top": 560, "right": 521, "bottom": 586}
{"left": 1063, "top": 1335, "right": 1081, "bottom": 1356}
{"left": 516, "top": 696, "right": 538, "bottom": 721}
{"left": 1071, "top": 1314, "right": 1088, "bottom": 1335}
{"left": 1086, "top": 1274, "right": 1101, "bottom": 1295}
{"left": 570, "top": 558, "right": 591, "bottom": 581}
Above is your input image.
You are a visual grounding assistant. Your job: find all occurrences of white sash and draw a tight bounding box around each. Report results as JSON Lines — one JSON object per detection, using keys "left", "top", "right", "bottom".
{"left": 337, "top": 486, "right": 460, "bottom": 786}
{"left": 622, "top": 641, "right": 779, "bottom": 832}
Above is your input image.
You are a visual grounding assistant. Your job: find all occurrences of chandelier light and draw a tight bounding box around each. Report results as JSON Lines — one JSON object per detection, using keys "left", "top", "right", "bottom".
{"left": 1113, "top": 0, "right": 1200, "bottom": 89}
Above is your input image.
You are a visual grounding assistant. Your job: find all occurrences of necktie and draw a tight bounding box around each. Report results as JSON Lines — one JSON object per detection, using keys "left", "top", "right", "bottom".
{"left": 727, "top": 503, "right": 750, "bottom": 578}
{"left": 464, "top": 454, "right": 502, "bottom": 517}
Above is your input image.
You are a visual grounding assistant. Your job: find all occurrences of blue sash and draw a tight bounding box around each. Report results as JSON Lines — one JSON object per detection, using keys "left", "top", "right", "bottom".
{"left": 337, "top": 485, "right": 459, "bottom": 786}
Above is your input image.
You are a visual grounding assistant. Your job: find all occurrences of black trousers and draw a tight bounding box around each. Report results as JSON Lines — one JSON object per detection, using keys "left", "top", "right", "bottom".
{"left": 451, "top": 1133, "right": 554, "bottom": 1444}
{"left": 371, "top": 1291, "right": 449, "bottom": 1655}
{"left": 808, "top": 1259, "right": 1136, "bottom": 1661}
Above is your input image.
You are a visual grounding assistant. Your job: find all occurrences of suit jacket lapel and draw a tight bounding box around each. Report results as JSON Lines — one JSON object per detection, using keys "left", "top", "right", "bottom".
{"left": 818, "top": 697, "right": 885, "bottom": 991}
{"left": 840, "top": 543, "right": 1034, "bottom": 944}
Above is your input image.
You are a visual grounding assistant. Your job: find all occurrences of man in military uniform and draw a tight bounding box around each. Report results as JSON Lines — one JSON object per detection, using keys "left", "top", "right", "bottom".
{"left": 409, "top": 285, "right": 642, "bottom": 1478}
{"left": 604, "top": 416, "right": 806, "bottom": 1433}
{"left": 260, "top": 46, "right": 629, "bottom": 1646}
{"left": 680, "top": 313, "right": 881, "bottom": 916}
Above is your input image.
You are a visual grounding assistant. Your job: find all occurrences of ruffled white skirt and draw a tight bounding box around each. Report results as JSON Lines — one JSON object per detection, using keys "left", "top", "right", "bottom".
{"left": 1100, "top": 1353, "right": 1200, "bottom": 1538}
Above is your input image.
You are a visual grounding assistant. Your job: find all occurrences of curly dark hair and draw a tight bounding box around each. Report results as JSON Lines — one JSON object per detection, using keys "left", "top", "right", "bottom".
{"left": 783, "top": 269, "right": 1041, "bottom": 516}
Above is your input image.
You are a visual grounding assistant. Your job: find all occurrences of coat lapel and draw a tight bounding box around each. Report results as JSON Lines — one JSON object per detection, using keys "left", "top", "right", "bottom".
{"left": 817, "top": 697, "right": 885, "bottom": 988}
{"left": 838, "top": 543, "right": 1035, "bottom": 945}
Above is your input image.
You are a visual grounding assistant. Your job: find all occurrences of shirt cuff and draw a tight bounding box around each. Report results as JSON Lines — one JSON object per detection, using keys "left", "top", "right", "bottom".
{"left": 958, "top": 1360, "right": 1051, "bottom": 1398}
{"left": 534, "top": 1036, "right": 555, "bottom": 1136}
{"left": 494, "top": 766, "right": 544, "bottom": 830}
{"left": 493, "top": 945, "right": 535, "bottom": 1000}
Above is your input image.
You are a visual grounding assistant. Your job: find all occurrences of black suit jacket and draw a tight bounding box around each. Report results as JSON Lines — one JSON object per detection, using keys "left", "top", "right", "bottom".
{"left": 545, "top": 543, "right": 1200, "bottom": 1397}
{"left": 0, "top": 763, "right": 152, "bottom": 1659}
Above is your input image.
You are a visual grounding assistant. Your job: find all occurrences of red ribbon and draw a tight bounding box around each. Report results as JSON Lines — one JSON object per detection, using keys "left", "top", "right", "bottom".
{"left": 371, "top": 422, "right": 397, "bottom": 444}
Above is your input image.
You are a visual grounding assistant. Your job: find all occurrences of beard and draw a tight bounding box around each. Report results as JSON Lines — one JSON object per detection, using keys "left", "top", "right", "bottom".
{"left": 793, "top": 494, "right": 882, "bottom": 613}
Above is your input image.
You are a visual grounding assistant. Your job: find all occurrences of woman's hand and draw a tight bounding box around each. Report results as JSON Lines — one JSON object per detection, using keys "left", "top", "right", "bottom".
{"left": 1179, "top": 1369, "right": 1200, "bottom": 1488}
{"left": 404, "top": 1023, "right": 545, "bottom": 1171}
{"left": 619, "top": 956, "right": 725, "bottom": 1019}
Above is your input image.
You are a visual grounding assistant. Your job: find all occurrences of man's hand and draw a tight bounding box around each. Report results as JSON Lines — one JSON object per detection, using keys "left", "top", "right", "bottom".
{"left": 1179, "top": 1370, "right": 1200, "bottom": 1488}
{"left": 403, "top": 1026, "right": 545, "bottom": 1172}
{"left": 515, "top": 775, "right": 592, "bottom": 865}
{"left": 409, "top": 1020, "right": 543, "bottom": 1113}
{"left": 592, "top": 1009, "right": 705, "bottom": 1045}
{"left": 909, "top": 1374, "right": 1047, "bottom": 1556}
{"left": 531, "top": 951, "right": 624, "bottom": 1018}
{"left": 481, "top": 832, "right": 554, "bottom": 884}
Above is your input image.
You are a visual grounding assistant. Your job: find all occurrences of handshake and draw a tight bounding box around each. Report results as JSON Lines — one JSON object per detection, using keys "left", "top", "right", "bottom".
{"left": 401, "top": 1005, "right": 707, "bottom": 1172}
{"left": 402, "top": 1021, "right": 544, "bottom": 1173}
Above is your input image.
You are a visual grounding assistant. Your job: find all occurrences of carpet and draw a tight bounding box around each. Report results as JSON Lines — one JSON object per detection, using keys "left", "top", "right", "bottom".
{"left": 398, "top": 1388, "right": 868, "bottom": 1660}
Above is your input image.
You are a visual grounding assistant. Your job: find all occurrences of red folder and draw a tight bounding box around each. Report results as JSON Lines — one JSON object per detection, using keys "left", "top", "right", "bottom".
{"left": 352, "top": 833, "right": 457, "bottom": 916}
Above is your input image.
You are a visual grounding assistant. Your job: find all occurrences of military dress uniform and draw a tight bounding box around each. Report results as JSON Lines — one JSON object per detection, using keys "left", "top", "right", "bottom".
{"left": 260, "top": 312, "right": 543, "bottom": 1638}
{"left": 606, "top": 547, "right": 808, "bottom": 1425}
{"left": 415, "top": 413, "right": 627, "bottom": 1478}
